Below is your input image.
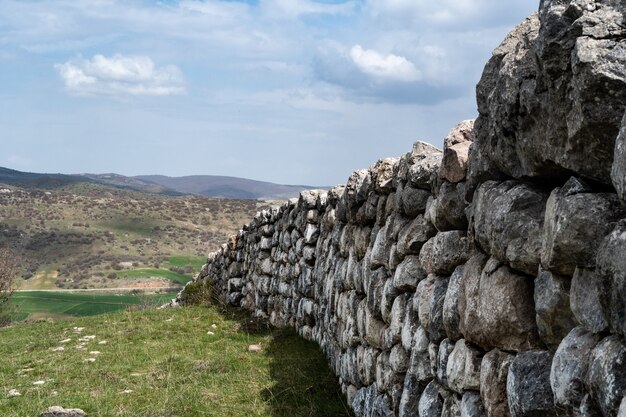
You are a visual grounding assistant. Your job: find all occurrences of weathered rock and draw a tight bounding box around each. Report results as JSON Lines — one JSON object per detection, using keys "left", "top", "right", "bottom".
{"left": 480, "top": 348, "right": 514, "bottom": 417}
{"left": 475, "top": 2, "right": 626, "bottom": 184}
{"left": 534, "top": 268, "right": 576, "bottom": 350}
{"left": 430, "top": 182, "right": 468, "bottom": 232}
{"left": 437, "top": 339, "right": 456, "bottom": 387}
{"left": 588, "top": 335, "right": 626, "bottom": 417}
{"left": 570, "top": 268, "right": 609, "bottom": 334}
{"left": 420, "top": 232, "right": 468, "bottom": 276}
{"left": 428, "top": 276, "right": 450, "bottom": 343}
{"left": 397, "top": 215, "right": 437, "bottom": 257}
{"left": 443, "top": 265, "right": 464, "bottom": 342}
{"left": 551, "top": 327, "right": 601, "bottom": 410}
{"left": 393, "top": 255, "right": 425, "bottom": 292}
{"left": 399, "top": 372, "right": 425, "bottom": 417}
{"left": 461, "top": 391, "right": 486, "bottom": 417}
{"left": 542, "top": 178, "right": 623, "bottom": 276}
{"left": 447, "top": 339, "right": 482, "bottom": 394}
{"left": 612, "top": 112, "right": 626, "bottom": 204}
{"left": 472, "top": 181, "right": 548, "bottom": 275}
{"left": 442, "top": 394, "right": 462, "bottom": 417}
{"left": 596, "top": 220, "right": 626, "bottom": 336}
{"left": 507, "top": 351, "right": 556, "bottom": 417}
{"left": 397, "top": 183, "right": 431, "bottom": 218}
{"left": 419, "top": 381, "right": 444, "bottom": 417}
{"left": 619, "top": 397, "right": 626, "bottom": 417}
{"left": 460, "top": 256, "right": 539, "bottom": 352}
{"left": 41, "top": 407, "right": 86, "bottom": 417}
{"left": 440, "top": 120, "right": 474, "bottom": 183}
{"left": 416, "top": 275, "right": 437, "bottom": 334}
{"left": 408, "top": 327, "right": 433, "bottom": 383}
{"left": 371, "top": 158, "right": 398, "bottom": 194}
{"left": 408, "top": 147, "right": 443, "bottom": 191}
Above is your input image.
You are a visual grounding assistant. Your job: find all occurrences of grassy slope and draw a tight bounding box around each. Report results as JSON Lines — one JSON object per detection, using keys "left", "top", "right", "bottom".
{"left": 0, "top": 306, "right": 352, "bottom": 417}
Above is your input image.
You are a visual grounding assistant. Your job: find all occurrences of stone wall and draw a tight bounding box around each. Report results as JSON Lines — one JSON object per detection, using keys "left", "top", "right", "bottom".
{"left": 172, "top": 2, "right": 626, "bottom": 416}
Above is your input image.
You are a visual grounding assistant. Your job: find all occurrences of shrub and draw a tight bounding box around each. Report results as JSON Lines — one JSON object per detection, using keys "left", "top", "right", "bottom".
{"left": 0, "top": 247, "right": 17, "bottom": 327}
{"left": 181, "top": 279, "right": 218, "bottom": 307}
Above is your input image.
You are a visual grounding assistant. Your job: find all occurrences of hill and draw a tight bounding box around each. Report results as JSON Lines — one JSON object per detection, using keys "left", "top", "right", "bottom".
{"left": 0, "top": 167, "right": 321, "bottom": 200}
{"left": 0, "top": 182, "right": 266, "bottom": 291}
{"left": 135, "top": 174, "right": 321, "bottom": 200}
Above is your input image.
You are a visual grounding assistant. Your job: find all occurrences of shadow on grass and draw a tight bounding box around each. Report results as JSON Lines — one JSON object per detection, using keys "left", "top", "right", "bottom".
{"left": 217, "top": 305, "right": 354, "bottom": 417}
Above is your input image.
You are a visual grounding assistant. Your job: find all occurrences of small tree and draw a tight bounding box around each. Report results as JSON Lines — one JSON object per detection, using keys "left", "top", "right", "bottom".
{"left": 0, "top": 247, "right": 17, "bottom": 327}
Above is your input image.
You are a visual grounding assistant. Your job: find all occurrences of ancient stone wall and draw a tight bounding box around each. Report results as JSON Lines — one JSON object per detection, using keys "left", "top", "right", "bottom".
{"left": 173, "top": 2, "right": 626, "bottom": 416}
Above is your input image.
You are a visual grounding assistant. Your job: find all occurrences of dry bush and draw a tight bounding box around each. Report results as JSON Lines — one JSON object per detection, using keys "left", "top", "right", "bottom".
{"left": 0, "top": 247, "right": 18, "bottom": 326}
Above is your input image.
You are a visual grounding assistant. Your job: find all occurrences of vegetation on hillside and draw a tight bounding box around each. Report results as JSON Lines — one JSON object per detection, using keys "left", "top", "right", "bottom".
{"left": 0, "top": 183, "right": 267, "bottom": 290}
{"left": 0, "top": 306, "right": 352, "bottom": 417}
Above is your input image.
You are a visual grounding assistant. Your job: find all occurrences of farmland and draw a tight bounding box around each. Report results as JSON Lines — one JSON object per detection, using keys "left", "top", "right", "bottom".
{"left": 10, "top": 291, "right": 174, "bottom": 322}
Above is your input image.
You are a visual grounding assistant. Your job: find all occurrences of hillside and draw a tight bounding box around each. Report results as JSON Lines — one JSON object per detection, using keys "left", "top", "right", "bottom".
{"left": 135, "top": 174, "right": 321, "bottom": 200}
{"left": 0, "top": 167, "right": 320, "bottom": 200}
{"left": 0, "top": 183, "right": 266, "bottom": 291}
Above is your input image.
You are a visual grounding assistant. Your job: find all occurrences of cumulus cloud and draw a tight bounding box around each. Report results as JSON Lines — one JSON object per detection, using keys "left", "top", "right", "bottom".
{"left": 262, "top": 0, "right": 357, "bottom": 18}
{"left": 54, "top": 54, "right": 185, "bottom": 97}
{"left": 313, "top": 42, "right": 461, "bottom": 105}
{"left": 349, "top": 45, "right": 420, "bottom": 82}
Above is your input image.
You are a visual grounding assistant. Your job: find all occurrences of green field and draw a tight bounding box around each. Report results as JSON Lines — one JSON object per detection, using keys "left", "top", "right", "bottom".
{"left": 10, "top": 291, "right": 174, "bottom": 322}
{"left": 113, "top": 268, "right": 192, "bottom": 284}
{"left": 164, "top": 255, "right": 206, "bottom": 271}
{"left": 0, "top": 306, "right": 352, "bottom": 416}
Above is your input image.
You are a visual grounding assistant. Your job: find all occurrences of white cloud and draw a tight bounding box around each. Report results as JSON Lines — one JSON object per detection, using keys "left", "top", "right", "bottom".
{"left": 55, "top": 54, "right": 185, "bottom": 97}
{"left": 349, "top": 45, "right": 421, "bottom": 82}
{"left": 262, "top": 0, "right": 356, "bottom": 18}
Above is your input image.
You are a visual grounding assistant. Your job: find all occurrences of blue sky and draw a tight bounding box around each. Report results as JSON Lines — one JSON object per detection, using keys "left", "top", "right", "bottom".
{"left": 0, "top": 0, "right": 537, "bottom": 186}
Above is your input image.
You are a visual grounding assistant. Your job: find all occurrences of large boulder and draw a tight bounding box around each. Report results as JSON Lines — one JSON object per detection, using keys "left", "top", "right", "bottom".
{"left": 474, "top": 1, "right": 626, "bottom": 184}
{"left": 472, "top": 181, "right": 548, "bottom": 275}
{"left": 588, "top": 335, "right": 626, "bottom": 417}
{"left": 534, "top": 268, "right": 576, "bottom": 350}
{"left": 439, "top": 120, "right": 475, "bottom": 183}
{"left": 596, "top": 220, "right": 626, "bottom": 336}
{"left": 541, "top": 177, "right": 623, "bottom": 276}
{"left": 459, "top": 255, "right": 540, "bottom": 352}
{"left": 612, "top": 112, "right": 626, "bottom": 203}
{"left": 480, "top": 348, "right": 514, "bottom": 417}
{"left": 507, "top": 351, "right": 557, "bottom": 417}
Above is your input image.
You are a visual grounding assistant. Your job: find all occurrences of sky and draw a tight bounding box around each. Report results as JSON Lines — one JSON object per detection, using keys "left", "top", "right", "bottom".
{"left": 0, "top": 0, "right": 538, "bottom": 186}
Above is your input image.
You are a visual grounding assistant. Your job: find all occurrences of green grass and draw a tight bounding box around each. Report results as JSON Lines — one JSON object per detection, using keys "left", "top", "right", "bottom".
{"left": 117, "top": 268, "right": 192, "bottom": 285}
{"left": 0, "top": 306, "right": 352, "bottom": 417}
{"left": 164, "top": 256, "right": 206, "bottom": 271}
{"left": 10, "top": 292, "right": 173, "bottom": 321}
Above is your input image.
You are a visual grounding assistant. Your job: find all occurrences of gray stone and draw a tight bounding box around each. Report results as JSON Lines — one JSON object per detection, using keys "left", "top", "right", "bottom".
{"left": 459, "top": 256, "right": 539, "bottom": 352}
{"left": 399, "top": 371, "right": 425, "bottom": 417}
{"left": 534, "top": 268, "right": 576, "bottom": 350}
{"left": 542, "top": 180, "right": 623, "bottom": 276}
{"left": 428, "top": 276, "right": 450, "bottom": 343}
{"left": 507, "top": 351, "right": 556, "bottom": 417}
{"left": 430, "top": 181, "right": 468, "bottom": 232}
{"left": 393, "top": 255, "right": 426, "bottom": 292}
{"left": 397, "top": 215, "right": 437, "bottom": 257}
{"left": 588, "top": 335, "right": 626, "bottom": 417}
{"left": 437, "top": 339, "right": 456, "bottom": 387}
{"left": 474, "top": 1, "right": 626, "bottom": 184}
{"left": 371, "top": 158, "right": 398, "bottom": 194}
{"left": 619, "top": 398, "right": 626, "bottom": 417}
{"left": 440, "top": 120, "right": 474, "bottom": 184}
{"left": 41, "top": 407, "right": 86, "bottom": 417}
{"left": 447, "top": 339, "right": 482, "bottom": 393}
{"left": 461, "top": 391, "right": 486, "bottom": 417}
{"left": 580, "top": 394, "right": 603, "bottom": 417}
{"left": 570, "top": 268, "right": 609, "bottom": 334}
{"left": 480, "top": 349, "right": 514, "bottom": 417}
{"left": 551, "top": 327, "right": 601, "bottom": 410}
{"left": 443, "top": 265, "right": 464, "bottom": 341}
{"left": 390, "top": 344, "right": 409, "bottom": 374}
{"left": 398, "top": 183, "right": 431, "bottom": 218}
{"left": 596, "top": 220, "right": 626, "bottom": 336}
{"left": 409, "top": 327, "right": 433, "bottom": 383}
{"left": 419, "top": 231, "right": 469, "bottom": 276}
{"left": 612, "top": 112, "right": 626, "bottom": 203}
{"left": 419, "top": 381, "right": 444, "bottom": 417}
{"left": 442, "top": 394, "right": 462, "bottom": 417}
{"left": 409, "top": 149, "right": 443, "bottom": 191}
{"left": 472, "top": 180, "right": 547, "bottom": 275}
{"left": 416, "top": 275, "right": 437, "bottom": 334}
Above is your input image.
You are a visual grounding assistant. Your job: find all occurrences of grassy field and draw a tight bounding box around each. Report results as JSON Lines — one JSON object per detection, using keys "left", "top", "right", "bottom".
{"left": 10, "top": 292, "right": 174, "bottom": 322}
{"left": 0, "top": 306, "right": 352, "bottom": 417}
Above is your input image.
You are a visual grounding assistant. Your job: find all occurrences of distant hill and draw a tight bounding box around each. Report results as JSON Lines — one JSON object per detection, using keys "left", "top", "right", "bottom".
{"left": 0, "top": 167, "right": 321, "bottom": 200}
{"left": 135, "top": 175, "right": 320, "bottom": 200}
{"left": 0, "top": 167, "right": 90, "bottom": 189}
